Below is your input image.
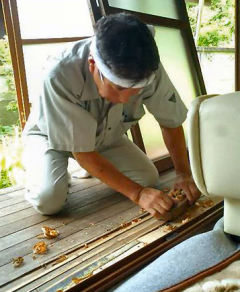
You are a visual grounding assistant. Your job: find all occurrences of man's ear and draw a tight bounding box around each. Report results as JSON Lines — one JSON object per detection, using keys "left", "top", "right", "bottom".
{"left": 88, "top": 55, "right": 95, "bottom": 74}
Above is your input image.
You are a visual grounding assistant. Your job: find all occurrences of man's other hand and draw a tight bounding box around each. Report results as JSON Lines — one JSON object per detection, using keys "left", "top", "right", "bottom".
{"left": 136, "top": 187, "right": 174, "bottom": 219}
{"left": 174, "top": 174, "right": 201, "bottom": 205}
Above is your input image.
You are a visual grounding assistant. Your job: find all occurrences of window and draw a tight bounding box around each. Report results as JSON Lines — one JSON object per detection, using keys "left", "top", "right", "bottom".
{"left": 2, "top": 0, "right": 94, "bottom": 126}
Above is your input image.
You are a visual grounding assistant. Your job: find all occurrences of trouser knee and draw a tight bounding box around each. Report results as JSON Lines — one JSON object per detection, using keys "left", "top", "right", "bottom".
{"left": 138, "top": 165, "right": 159, "bottom": 187}
{"left": 26, "top": 181, "right": 68, "bottom": 215}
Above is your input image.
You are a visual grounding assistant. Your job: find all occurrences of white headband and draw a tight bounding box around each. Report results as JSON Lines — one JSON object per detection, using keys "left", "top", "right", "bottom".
{"left": 90, "top": 32, "right": 156, "bottom": 88}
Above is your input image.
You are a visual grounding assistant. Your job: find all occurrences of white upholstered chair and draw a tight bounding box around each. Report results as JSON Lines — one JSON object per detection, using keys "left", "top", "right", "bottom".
{"left": 187, "top": 92, "right": 240, "bottom": 237}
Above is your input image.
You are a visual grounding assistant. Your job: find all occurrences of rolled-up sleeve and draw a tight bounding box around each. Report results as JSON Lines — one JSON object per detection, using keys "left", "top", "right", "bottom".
{"left": 37, "top": 75, "right": 97, "bottom": 152}
{"left": 143, "top": 62, "right": 187, "bottom": 128}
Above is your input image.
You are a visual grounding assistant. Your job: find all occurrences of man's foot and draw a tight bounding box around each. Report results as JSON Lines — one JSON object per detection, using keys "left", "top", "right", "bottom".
{"left": 71, "top": 168, "right": 91, "bottom": 179}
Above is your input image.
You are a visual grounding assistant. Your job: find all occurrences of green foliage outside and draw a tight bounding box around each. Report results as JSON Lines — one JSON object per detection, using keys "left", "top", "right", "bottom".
{"left": 0, "top": 36, "right": 21, "bottom": 189}
{"left": 0, "top": 36, "right": 16, "bottom": 96}
{"left": 0, "top": 169, "right": 12, "bottom": 189}
{"left": 186, "top": 0, "right": 234, "bottom": 47}
{"left": 0, "top": 127, "right": 25, "bottom": 189}
{"left": 0, "top": 35, "right": 18, "bottom": 138}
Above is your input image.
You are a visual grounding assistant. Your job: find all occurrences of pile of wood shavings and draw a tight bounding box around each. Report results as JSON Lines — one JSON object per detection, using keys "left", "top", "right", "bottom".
{"left": 33, "top": 241, "right": 48, "bottom": 254}
{"left": 168, "top": 189, "right": 186, "bottom": 201}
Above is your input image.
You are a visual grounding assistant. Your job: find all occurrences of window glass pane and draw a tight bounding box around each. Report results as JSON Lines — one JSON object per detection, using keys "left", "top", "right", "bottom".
{"left": 155, "top": 26, "right": 198, "bottom": 107}
{"left": 23, "top": 42, "right": 81, "bottom": 101}
{"left": 139, "top": 107, "right": 168, "bottom": 160}
{"left": 140, "top": 26, "right": 198, "bottom": 159}
{"left": 108, "top": 0, "right": 179, "bottom": 19}
{"left": 17, "top": 0, "right": 93, "bottom": 39}
{"left": 198, "top": 50, "right": 234, "bottom": 94}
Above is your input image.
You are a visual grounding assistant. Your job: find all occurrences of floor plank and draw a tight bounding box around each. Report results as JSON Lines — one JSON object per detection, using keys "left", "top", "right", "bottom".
{"left": 0, "top": 169, "right": 223, "bottom": 291}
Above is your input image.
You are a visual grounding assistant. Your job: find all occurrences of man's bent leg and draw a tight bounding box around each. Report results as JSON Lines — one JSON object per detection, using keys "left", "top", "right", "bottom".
{"left": 23, "top": 135, "right": 70, "bottom": 215}
{"left": 99, "top": 136, "right": 159, "bottom": 187}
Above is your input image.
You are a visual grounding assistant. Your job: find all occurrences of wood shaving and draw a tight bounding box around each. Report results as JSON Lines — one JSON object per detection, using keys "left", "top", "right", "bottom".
{"left": 12, "top": 257, "right": 24, "bottom": 267}
{"left": 168, "top": 189, "right": 186, "bottom": 201}
{"left": 52, "top": 255, "right": 68, "bottom": 266}
{"left": 84, "top": 243, "right": 89, "bottom": 248}
{"left": 182, "top": 217, "right": 190, "bottom": 224}
{"left": 72, "top": 272, "right": 93, "bottom": 284}
{"left": 162, "top": 225, "right": 177, "bottom": 232}
{"left": 33, "top": 241, "right": 48, "bottom": 254}
{"left": 41, "top": 226, "right": 59, "bottom": 239}
{"left": 202, "top": 199, "right": 214, "bottom": 208}
{"left": 132, "top": 218, "right": 141, "bottom": 224}
{"left": 195, "top": 199, "right": 214, "bottom": 208}
{"left": 120, "top": 222, "right": 131, "bottom": 228}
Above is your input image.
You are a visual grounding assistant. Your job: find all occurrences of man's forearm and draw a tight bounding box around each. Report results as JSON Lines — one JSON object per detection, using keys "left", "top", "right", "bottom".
{"left": 161, "top": 125, "right": 191, "bottom": 176}
{"left": 73, "top": 151, "right": 143, "bottom": 202}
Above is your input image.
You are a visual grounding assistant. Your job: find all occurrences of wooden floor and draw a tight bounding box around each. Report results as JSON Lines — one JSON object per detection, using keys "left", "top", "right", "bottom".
{"left": 0, "top": 169, "right": 223, "bottom": 292}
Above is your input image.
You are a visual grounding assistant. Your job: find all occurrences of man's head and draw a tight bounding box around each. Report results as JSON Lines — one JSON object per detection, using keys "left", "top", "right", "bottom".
{"left": 88, "top": 13, "right": 160, "bottom": 103}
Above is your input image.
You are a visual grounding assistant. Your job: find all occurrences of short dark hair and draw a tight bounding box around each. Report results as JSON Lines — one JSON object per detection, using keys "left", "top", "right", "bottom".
{"left": 95, "top": 13, "right": 160, "bottom": 83}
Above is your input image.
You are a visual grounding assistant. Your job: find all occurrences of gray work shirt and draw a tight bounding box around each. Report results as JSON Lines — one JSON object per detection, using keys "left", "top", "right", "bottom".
{"left": 24, "top": 38, "right": 187, "bottom": 153}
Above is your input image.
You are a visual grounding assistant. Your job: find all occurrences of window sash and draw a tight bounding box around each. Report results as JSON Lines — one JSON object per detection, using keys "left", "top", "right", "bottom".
{"left": 2, "top": 0, "right": 94, "bottom": 128}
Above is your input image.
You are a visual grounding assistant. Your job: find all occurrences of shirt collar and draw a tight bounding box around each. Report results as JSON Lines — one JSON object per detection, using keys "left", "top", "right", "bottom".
{"left": 80, "top": 39, "right": 101, "bottom": 101}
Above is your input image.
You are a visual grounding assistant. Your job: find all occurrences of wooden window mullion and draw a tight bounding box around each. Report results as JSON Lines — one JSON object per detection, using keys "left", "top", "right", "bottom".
{"left": 21, "top": 36, "right": 89, "bottom": 45}
{"left": 9, "top": 0, "right": 30, "bottom": 125}
{"left": 2, "top": 0, "right": 26, "bottom": 128}
{"left": 176, "top": 0, "right": 206, "bottom": 95}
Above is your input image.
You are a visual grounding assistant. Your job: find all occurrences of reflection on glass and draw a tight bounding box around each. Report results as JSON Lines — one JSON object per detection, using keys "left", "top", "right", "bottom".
{"left": 17, "top": 0, "right": 93, "bottom": 39}
{"left": 140, "top": 26, "right": 198, "bottom": 159}
{"left": 139, "top": 106, "right": 168, "bottom": 160}
{"left": 198, "top": 51, "right": 234, "bottom": 94}
{"left": 155, "top": 26, "right": 198, "bottom": 107}
{"left": 23, "top": 42, "right": 82, "bottom": 102}
{"left": 108, "top": 0, "right": 179, "bottom": 19}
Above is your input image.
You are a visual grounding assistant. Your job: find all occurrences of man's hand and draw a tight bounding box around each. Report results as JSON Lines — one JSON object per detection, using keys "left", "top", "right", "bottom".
{"left": 174, "top": 174, "right": 201, "bottom": 205}
{"left": 135, "top": 187, "right": 174, "bottom": 219}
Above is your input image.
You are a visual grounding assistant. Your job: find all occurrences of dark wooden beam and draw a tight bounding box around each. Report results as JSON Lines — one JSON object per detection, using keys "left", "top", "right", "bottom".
{"left": 21, "top": 36, "right": 90, "bottom": 45}
{"left": 98, "top": 0, "right": 185, "bottom": 28}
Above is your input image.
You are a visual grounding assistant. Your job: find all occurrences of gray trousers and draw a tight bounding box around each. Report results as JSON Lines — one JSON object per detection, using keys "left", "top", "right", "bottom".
{"left": 23, "top": 135, "right": 159, "bottom": 215}
{"left": 110, "top": 218, "right": 240, "bottom": 292}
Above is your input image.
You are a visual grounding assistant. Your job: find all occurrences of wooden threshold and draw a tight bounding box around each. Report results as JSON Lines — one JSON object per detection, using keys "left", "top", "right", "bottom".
{"left": 0, "top": 170, "right": 223, "bottom": 292}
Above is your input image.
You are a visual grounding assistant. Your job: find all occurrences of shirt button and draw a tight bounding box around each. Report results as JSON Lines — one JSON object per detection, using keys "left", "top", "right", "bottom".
{"left": 108, "top": 127, "right": 111, "bottom": 130}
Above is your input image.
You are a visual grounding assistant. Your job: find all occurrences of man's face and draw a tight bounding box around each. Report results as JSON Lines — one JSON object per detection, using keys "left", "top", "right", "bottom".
{"left": 88, "top": 56, "right": 142, "bottom": 104}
